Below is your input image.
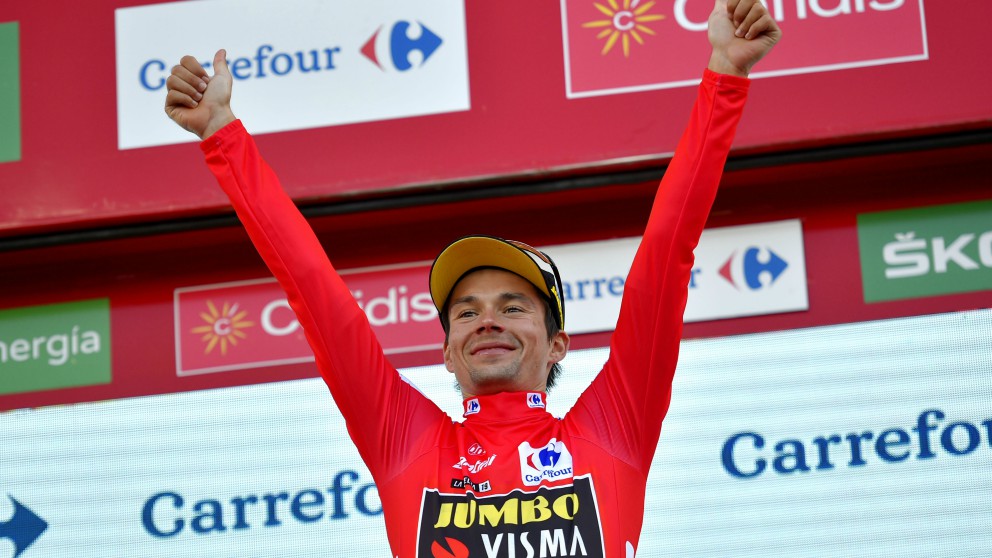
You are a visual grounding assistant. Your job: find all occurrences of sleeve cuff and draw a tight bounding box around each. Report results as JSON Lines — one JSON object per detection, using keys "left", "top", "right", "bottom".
{"left": 199, "top": 119, "right": 246, "bottom": 153}
{"left": 702, "top": 68, "right": 751, "bottom": 91}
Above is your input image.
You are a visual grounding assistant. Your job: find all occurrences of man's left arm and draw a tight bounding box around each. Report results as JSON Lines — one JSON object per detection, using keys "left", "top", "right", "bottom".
{"left": 567, "top": 0, "right": 780, "bottom": 472}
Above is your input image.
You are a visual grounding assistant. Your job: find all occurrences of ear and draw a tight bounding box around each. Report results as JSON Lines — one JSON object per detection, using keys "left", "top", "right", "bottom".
{"left": 442, "top": 340, "right": 455, "bottom": 373}
{"left": 548, "top": 331, "right": 570, "bottom": 365}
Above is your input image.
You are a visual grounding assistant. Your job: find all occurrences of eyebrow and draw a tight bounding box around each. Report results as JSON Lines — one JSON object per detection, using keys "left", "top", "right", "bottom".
{"left": 449, "top": 292, "right": 533, "bottom": 308}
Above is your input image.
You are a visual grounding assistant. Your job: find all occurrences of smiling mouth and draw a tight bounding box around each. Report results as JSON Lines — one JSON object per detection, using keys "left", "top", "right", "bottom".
{"left": 471, "top": 342, "right": 516, "bottom": 356}
{"left": 474, "top": 347, "right": 512, "bottom": 356}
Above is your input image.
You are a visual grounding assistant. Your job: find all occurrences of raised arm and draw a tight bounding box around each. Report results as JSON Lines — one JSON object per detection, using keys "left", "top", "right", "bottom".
{"left": 164, "top": 50, "right": 446, "bottom": 479}
{"left": 567, "top": 0, "right": 780, "bottom": 472}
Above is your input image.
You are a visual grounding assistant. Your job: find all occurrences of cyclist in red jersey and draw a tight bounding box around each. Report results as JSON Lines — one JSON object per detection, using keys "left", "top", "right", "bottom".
{"left": 165, "top": 1, "right": 780, "bottom": 555}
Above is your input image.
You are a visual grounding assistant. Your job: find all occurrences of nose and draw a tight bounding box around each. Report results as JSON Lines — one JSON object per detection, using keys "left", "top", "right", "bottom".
{"left": 476, "top": 308, "right": 504, "bottom": 333}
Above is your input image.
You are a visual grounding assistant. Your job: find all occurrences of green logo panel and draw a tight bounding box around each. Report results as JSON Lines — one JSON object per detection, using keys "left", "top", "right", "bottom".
{"left": 0, "top": 298, "right": 112, "bottom": 396}
{"left": 0, "top": 21, "right": 20, "bottom": 163}
{"left": 857, "top": 199, "right": 992, "bottom": 303}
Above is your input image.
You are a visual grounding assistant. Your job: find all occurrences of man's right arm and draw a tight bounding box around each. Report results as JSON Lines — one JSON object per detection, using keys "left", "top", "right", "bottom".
{"left": 165, "top": 50, "right": 447, "bottom": 479}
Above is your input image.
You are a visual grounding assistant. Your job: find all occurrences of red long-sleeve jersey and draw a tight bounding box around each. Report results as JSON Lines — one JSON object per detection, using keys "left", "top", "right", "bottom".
{"left": 201, "top": 69, "right": 749, "bottom": 557}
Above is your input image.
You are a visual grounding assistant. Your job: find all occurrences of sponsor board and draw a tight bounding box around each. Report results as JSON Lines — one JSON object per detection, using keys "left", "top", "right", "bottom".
{"left": 115, "top": 0, "right": 469, "bottom": 149}
{"left": 548, "top": 219, "right": 809, "bottom": 334}
{"left": 857, "top": 199, "right": 992, "bottom": 302}
{"left": 174, "top": 264, "right": 441, "bottom": 376}
{"left": 0, "top": 298, "right": 111, "bottom": 396}
{"left": 0, "top": 21, "right": 19, "bottom": 163}
{"left": 175, "top": 220, "right": 806, "bottom": 376}
{"left": 561, "top": 0, "right": 928, "bottom": 97}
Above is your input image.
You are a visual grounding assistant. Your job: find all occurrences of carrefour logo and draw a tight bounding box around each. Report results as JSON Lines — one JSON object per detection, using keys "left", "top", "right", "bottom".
{"left": 518, "top": 439, "right": 575, "bottom": 486}
{"left": 0, "top": 496, "right": 47, "bottom": 558}
{"left": 526, "top": 392, "right": 545, "bottom": 409}
{"left": 361, "top": 21, "right": 443, "bottom": 71}
{"left": 718, "top": 246, "right": 790, "bottom": 291}
{"left": 142, "top": 471, "right": 380, "bottom": 539}
{"left": 722, "top": 409, "right": 992, "bottom": 479}
{"left": 136, "top": 19, "right": 446, "bottom": 92}
{"left": 682, "top": 220, "right": 808, "bottom": 322}
{"left": 115, "top": 0, "right": 469, "bottom": 150}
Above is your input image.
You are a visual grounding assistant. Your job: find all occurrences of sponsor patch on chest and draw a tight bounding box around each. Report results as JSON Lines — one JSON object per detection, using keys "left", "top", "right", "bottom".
{"left": 518, "top": 438, "right": 574, "bottom": 486}
{"left": 417, "top": 476, "right": 604, "bottom": 557}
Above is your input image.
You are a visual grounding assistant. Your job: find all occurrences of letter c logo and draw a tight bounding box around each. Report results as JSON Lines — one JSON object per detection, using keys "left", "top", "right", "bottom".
{"left": 722, "top": 432, "right": 767, "bottom": 478}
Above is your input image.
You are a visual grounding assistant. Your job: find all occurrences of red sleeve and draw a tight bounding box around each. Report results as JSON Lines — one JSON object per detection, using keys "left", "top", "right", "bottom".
{"left": 565, "top": 70, "right": 750, "bottom": 473}
{"left": 200, "top": 121, "right": 447, "bottom": 479}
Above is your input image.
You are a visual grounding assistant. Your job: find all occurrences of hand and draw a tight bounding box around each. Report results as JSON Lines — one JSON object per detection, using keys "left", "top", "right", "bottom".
{"left": 707, "top": 0, "right": 781, "bottom": 77}
{"left": 164, "top": 49, "right": 236, "bottom": 140}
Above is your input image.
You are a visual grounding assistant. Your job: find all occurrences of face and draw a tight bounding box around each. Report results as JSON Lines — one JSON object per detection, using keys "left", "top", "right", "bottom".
{"left": 443, "top": 268, "right": 569, "bottom": 398}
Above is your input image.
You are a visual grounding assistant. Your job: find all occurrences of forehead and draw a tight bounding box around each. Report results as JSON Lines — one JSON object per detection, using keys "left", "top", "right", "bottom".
{"left": 449, "top": 268, "right": 542, "bottom": 301}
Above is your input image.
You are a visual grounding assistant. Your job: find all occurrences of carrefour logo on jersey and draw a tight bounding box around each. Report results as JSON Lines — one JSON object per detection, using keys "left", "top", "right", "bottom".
{"left": 115, "top": 0, "right": 469, "bottom": 150}
{"left": 518, "top": 439, "right": 575, "bottom": 486}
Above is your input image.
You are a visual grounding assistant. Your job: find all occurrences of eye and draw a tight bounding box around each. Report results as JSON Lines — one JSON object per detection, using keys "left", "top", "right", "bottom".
{"left": 504, "top": 305, "right": 523, "bottom": 313}
{"left": 455, "top": 309, "right": 477, "bottom": 319}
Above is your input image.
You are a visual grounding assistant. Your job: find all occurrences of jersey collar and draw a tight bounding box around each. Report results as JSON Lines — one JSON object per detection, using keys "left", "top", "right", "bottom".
{"left": 462, "top": 391, "right": 549, "bottom": 422}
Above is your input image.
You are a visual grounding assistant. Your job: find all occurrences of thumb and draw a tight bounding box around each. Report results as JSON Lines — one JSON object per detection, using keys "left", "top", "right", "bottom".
{"left": 213, "top": 48, "right": 231, "bottom": 78}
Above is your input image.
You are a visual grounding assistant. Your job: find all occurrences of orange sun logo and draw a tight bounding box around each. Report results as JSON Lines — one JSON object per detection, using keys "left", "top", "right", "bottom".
{"left": 582, "top": 0, "right": 666, "bottom": 57}
{"left": 191, "top": 300, "right": 254, "bottom": 355}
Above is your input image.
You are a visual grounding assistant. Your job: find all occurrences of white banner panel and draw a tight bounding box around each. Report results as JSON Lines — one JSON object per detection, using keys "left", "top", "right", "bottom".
{"left": 115, "top": 0, "right": 469, "bottom": 149}
{"left": 549, "top": 219, "right": 808, "bottom": 334}
{"left": 3, "top": 309, "right": 989, "bottom": 557}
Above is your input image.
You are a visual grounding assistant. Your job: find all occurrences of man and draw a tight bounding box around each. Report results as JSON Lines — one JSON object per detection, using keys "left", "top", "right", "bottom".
{"left": 165, "top": 0, "right": 780, "bottom": 555}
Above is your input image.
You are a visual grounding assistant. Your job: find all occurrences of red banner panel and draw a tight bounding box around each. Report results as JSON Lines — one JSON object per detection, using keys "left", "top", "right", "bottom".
{"left": 563, "top": 0, "right": 927, "bottom": 96}
{"left": 0, "top": 0, "right": 988, "bottom": 237}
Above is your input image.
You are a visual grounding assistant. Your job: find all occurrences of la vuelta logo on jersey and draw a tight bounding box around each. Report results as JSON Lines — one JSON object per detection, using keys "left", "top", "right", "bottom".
{"left": 417, "top": 476, "right": 605, "bottom": 557}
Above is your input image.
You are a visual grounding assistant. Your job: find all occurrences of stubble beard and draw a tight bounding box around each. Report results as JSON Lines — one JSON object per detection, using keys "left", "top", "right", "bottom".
{"left": 467, "top": 360, "right": 521, "bottom": 390}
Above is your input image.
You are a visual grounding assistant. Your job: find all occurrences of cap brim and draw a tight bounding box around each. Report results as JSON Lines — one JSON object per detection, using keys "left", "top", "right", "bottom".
{"left": 429, "top": 236, "right": 553, "bottom": 315}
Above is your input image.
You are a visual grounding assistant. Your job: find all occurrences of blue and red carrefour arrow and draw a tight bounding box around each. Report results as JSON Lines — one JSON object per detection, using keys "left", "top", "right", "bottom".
{"left": 0, "top": 496, "right": 47, "bottom": 558}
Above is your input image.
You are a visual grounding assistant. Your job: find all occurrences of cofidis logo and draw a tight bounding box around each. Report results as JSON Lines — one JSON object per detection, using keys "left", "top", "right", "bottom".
{"left": 175, "top": 268, "right": 442, "bottom": 376}
{"left": 561, "top": 0, "right": 928, "bottom": 97}
{"left": 115, "top": 0, "right": 469, "bottom": 149}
